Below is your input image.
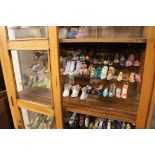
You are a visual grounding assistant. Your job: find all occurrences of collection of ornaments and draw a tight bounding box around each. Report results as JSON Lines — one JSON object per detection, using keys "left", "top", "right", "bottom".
{"left": 27, "top": 112, "right": 55, "bottom": 129}
{"left": 62, "top": 53, "right": 141, "bottom": 100}
{"left": 22, "top": 52, "right": 50, "bottom": 89}
{"left": 64, "top": 112, "right": 135, "bottom": 129}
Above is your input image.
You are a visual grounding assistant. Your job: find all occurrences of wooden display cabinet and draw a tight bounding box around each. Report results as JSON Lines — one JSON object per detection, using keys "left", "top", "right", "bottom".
{"left": 0, "top": 26, "right": 155, "bottom": 129}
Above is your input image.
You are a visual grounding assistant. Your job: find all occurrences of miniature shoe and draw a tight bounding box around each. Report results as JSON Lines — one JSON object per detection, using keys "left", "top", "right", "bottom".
{"left": 80, "top": 87, "right": 88, "bottom": 100}
{"left": 67, "top": 28, "right": 78, "bottom": 39}
{"left": 116, "top": 88, "right": 122, "bottom": 98}
{"left": 129, "top": 72, "right": 135, "bottom": 83}
{"left": 103, "top": 87, "right": 109, "bottom": 97}
{"left": 79, "top": 114, "right": 85, "bottom": 128}
{"left": 71, "top": 84, "right": 81, "bottom": 97}
{"left": 93, "top": 118, "right": 100, "bottom": 129}
{"left": 121, "top": 82, "right": 129, "bottom": 99}
{"left": 121, "top": 122, "right": 126, "bottom": 129}
{"left": 63, "top": 61, "right": 71, "bottom": 75}
{"left": 96, "top": 84, "right": 103, "bottom": 95}
{"left": 89, "top": 65, "right": 96, "bottom": 78}
{"left": 104, "top": 56, "right": 109, "bottom": 65}
{"left": 123, "top": 73, "right": 129, "bottom": 81}
{"left": 76, "top": 27, "right": 85, "bottom": 38}
{"left": 107, "top": 66, "right": 115, "bottom": 80}
{"left": 86, "top": 84, "right": 93, "bottom": 94}
{"left": 109, "top": 57, "right": 114, "bottom": 66}
{"left": 120, "top": 55, "right": 126, "bottom": 67}
{"left": 88, "top": 122, "right": 93, "bottom": 129}
{"left": 126, "top": 54, "right": 134, "bottom": 67}
{"left": 101, "top": 66, "right": 108, "bottom": 80}
{"left": 91, "top": 88, "right": 97, "bottom": 95}
{"left": 133, "top": 60, "right": 140, "bottom": 66}
{"left": 79, "top": 62, "right": 89, "bottom": 77}
{"left": 109, "top": 83, "right": 116, "bottom": 97}
{"left": 69, "top": 61, "right": 76, "bottom": 75}
{"left": 126, "top": 123, "right": 131, "bottom": 129}
{"left": 107, "top": 120, "right": 111, "bottom": 129}
{"left": 72, "top": 61, "right": 81, "bottom": 76}
{"left": 69, "top": 113, "right": 76, "bottom": 125}
{"left": 59, "top": 28, "right": 68, "bottom": 39}
{"left": 111, "top": 120, "right": 116, "bottom": 129}
{"left": 98, "top": 119, "right": 104, "bottom": 129}
{"left": 63, "top": 84, "right": 71, "bottom": 97}
{"left": 114, "top": 53, "right": 119, "bottom": 64}
{"left": 135, "top": 74, "right": 141, "bottom": 83}
{"left": 116, "top": 121, "right": 122, "bottom": 129}
{"left": 85, "top": 116, "right": 90, "bottom": 128}
{"left": 117, "top": 71, "right": 123, "bottom": 81}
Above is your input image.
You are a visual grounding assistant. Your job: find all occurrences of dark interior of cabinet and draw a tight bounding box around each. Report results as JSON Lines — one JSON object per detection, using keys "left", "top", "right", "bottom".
{"left": 0, "top": 64, "right": 6, "bottom": 91}
{"left": 60, "top": 43, "right": 146, "bottom": 123}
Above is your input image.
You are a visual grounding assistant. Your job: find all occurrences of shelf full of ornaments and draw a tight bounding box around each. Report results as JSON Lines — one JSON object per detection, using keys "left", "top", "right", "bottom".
{"left": 61, "top": 51, "right": 142, "bottom": 101}
{"left": 64, "top": 112, "right": 135, "bottom": 129}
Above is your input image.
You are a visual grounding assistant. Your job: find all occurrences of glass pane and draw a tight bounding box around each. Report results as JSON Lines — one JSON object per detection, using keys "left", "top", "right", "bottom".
{"left": 64, "top": 112, "right": 135, "bottom": 129}
{"left": 59, "top": 26, "right": 144, "bottom": 39}
{"left": 8, "top": 26, "right": 46, "bottom": 39}
{"left": 11, "top": 50, "right": 52, "bottom": 106}
{"left": 21, "top": 109, "right": 55, "bottom": 129}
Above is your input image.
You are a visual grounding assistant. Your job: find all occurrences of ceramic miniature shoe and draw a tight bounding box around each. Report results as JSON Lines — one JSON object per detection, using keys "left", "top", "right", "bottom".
{"left": 69, "top": 61, "right": 76, "bottom": 75}
{"left": 104, "top": 56, "right": 109, "bottom": 65}
{"left": 63, "top": 61, "right": 71, "bottom": 75}
{"left": 109, "top": 83, "right": 116, "bottom": 97}
{"left": 107, "top": 66, "right": 115, "bottom": 80}
{"left": 107, "top": 120, "right": 111, "bottom": 129}
{"left": 85, "top": 116, "right": 90, "bottom": 128}
{"left": 89, "top": 65, "right": 96, "bottom": 78}
{"left": 93, "top": 118, "right": 100, "bottom": 129}
{"left": 79, "top": 114, "right": 85, "bottom": 128}
{"left": 123, "top": 73, "right": 129, "bottom": 81}
{"left": 98, "top": 119, "right": 104, "bottom": 129}
{"left": 86, "top": 84, "right": 93, "bottom": 94}
{"left": 121, "top": 82, "right": 129, "bottom": 99}
{"left": 129, "top": 72, "right": 135, "bottom": 83}
{"left": 114, "top": 53, "right": 119, "bottom": 64}
{"left": 109, "top": 57, "right": 114, "bottom": 66}
{"left": 101, "top": 66, "right": 108, "bottom": 80}
{"left": 116, "top": 88, "right": 122, "bottom": 98}
{"left": 67, "top": 28, "right": 78, "bottom": 39}
{"left": 126, "top": 54, "right": 135, "bottom": 67}
{"left": 79, "top": 62, "right": 89, "bottom": 77}
{"left": 96, "top": 84, "right": 103, "bottom": 95}
{"left": 71, "top": 84, "right": 81, "bottom": 97}
{"left": 111, "top": 120, "right": 116, "bottom": 129}
{"left": 126, "top": 123, "right": 131, "bottom": 129}
{"left": 117, "top": 71, "right": 123, "bottom": 81}
{"left": 72, "top": 61, "right": 81, "bottom": 76}
{"left": 69, "top": 113, "right": 76, "bottom": 125}
{"left": 59, "top": 28, "right": 68, "bottom": 39}
{"left": 76, "top": 27, "right": 85, "bottom": 38}
{"left": 103, "top": 87, "right": 109, "bottom": 97}
{"left": 63, "top": 84, "right": 71, "bottom": 97}
{"left": 135, "top": 74, "right": 141, "bottom": 83}
{"left": 88, "top": 122, "right": 93, "bottom": 129}
{"left": 120, "top": 55, "right": 126, "bottom": 67}
{"left": 121, "top": 122, "right": 126, "bottom": 129}
{"left": 116, "top": 121, "right": 122, "bottom": 129}
{"left": 133, "top": 60, "right": 140, "bottom": 66}
{"left": 80, "top": 87, "right": 88, "bottom": 100}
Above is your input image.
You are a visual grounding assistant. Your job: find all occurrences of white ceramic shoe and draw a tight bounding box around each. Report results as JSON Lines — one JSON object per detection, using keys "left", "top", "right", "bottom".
{"left": 63, "top": 61, "right": 71, "bottom": 75}
{"left": 80, "top": 87, "right": 88, "bottom": 100}
{"left": 69, "top": 61, "right": 76, "bottom": 75}
{"left": 100, "top": 66, "right": 108, "bottom": 80}
{"left": 63, "top": 84, "right": 71, "bottom": 97}
{"left": 71, "top": 84, "right": 81, "bottom": 97}
{"left": 69, "top": 113, "right": 76, "bottom": 125}
{"left": 85, "top": 116, "right": 90, "bottom": 128}
{"left": 72, "top": 61, "right": 81, "bottom": 76}
{"left": 107, "top": 120, "right": 111, "bottom": 129}
{"left": 98, "top": 119, "right": 104, "bottom": 129}
{"left": 116, "top": 88, "right": 122, "bottom": 98}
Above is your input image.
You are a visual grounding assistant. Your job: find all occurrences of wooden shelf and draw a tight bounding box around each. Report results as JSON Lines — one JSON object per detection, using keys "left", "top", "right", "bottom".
{"left": 63, "top": 96, "right": 138, "bottom": 123}
{"left": 18, "top": 87, "right": 52, "bottom": 106}
{"left": 60, "top": 38, "right": 147, "bottom": 43}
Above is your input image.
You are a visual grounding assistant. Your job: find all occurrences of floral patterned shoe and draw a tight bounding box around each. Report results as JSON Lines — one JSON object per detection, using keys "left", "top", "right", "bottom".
{"left": 63, "top": 84, "right": 71, "bottom": 97}
{"left": 107, "top": 66, "right": 115, "bottom": 80}
{"left": 109, "top": 83, "right": 116, "bottom": 97}
{"left": 71, "top": 84, "right": 81, "bottom": 97}
{"left": 129, "top": 72, "right": 135, "bottom": 83}
{"left": 121, "top": 82, "right": 129, "bottom": 99}
{"left": 117, "top": 71, "right": 123, "bottom": 81}
{"left": 120, "top": 55, "right": 126, "bottom": 67}
{"left": 80, "top": 87, "right": 88, "bottom": 100}
{"left": 79, "top": 62, "right": 89, "bottom": 77}
{"left": 116, "top": 88, "right": 122, "bottom": 98}
{"left": 89, "top": 65, "right": 96, "bottom": 78}
{"left": 103, "top": 87, "right": 109, "bottom": 97}
{"left": 123, "top": 73, "right": 129, "bottom": 81}
{"left": 101, "top": 66, "right": 108, "bottom": 80}
{"left": 126, "top": 54, "right": 135, "bottom": 67}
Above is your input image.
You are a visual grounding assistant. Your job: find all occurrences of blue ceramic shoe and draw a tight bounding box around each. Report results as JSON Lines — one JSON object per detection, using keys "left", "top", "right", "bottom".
{"left": 103, "top": 87, "right": 108, "bottom": 97}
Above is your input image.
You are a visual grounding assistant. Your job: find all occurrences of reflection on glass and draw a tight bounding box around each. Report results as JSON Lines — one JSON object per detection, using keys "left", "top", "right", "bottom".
{"left": 11, "top": 50, "right": 51, "bottom": 105}
{"left": 8, "top": 26, "right": 46, "bottom": 39}
{"left": 21, "top": 109, "right": 55, "bottom": 129}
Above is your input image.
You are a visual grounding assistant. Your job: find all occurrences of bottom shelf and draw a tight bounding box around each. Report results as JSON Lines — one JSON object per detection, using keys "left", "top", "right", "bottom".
{"left": 18, "top": 87, "right": 52, "bottom": 106}
{"left": 63, "top": 95, "right": 138, "bottom": 123}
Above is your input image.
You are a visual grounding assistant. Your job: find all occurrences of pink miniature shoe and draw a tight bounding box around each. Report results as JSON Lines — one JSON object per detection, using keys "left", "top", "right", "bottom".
{"left": 76, "top": 27, "right": 86, "bottom": 38}
{"left": 121, "top": 82, "right": 129, "bottom": 99}
{"left": 135, "top": 74, "right": 141, "bottom": 83}
{"left": 133, "top": 60, "right": 140, "bottom": 66}
{"left": 126, "top": 54, "right": 134, "bottom": 67}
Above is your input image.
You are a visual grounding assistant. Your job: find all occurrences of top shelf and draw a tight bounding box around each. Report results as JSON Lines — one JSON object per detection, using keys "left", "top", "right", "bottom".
{"left": 60, "top": 38, "right": 147, "bottom": 43}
